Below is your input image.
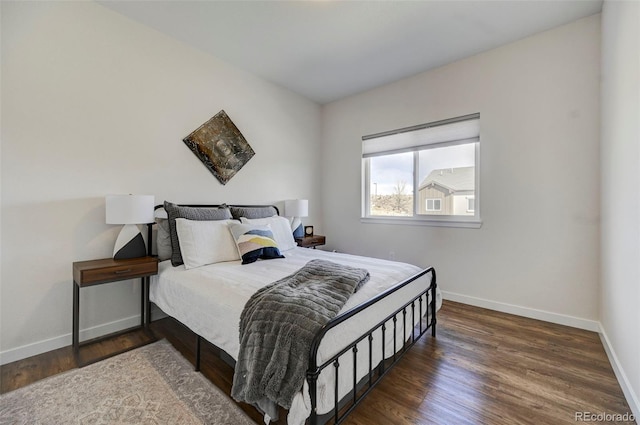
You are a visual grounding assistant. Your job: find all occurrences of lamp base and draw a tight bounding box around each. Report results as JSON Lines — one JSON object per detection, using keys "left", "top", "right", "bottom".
{"left": 113, "top": 224, "right": 147, "bottom": 259}
{"left": 291, "top": 217, "right": 304, "bottom": 238}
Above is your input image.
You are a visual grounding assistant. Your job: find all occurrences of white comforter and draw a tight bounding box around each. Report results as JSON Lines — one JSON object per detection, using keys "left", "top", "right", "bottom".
{"left": 150, "top": 247, "right": 441, "bottom": 424}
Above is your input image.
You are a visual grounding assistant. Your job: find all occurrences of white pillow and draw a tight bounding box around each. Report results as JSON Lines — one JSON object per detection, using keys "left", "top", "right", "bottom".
{"left": 240, "top": 216, "right": 296, "bottom": 251}
{"left": 175, "top": 218, "right": 239, "bottom": 269}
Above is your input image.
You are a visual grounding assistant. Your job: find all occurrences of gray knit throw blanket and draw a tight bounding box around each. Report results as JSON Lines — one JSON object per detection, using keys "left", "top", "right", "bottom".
{"left": 231, "top": 259, "right": 370, "bottom": 410}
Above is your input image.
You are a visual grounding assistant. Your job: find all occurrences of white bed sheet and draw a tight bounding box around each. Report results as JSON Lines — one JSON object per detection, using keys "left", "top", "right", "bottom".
{"left": 150, "top": 248, "right": 441, "bottom": 423}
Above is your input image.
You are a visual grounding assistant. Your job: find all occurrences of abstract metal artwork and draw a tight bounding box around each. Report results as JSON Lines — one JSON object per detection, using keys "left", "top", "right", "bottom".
{"left": 183, "top": 110, "right": 255, "bottom": 185}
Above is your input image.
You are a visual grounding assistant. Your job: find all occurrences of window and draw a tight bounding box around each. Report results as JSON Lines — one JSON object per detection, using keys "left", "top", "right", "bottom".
{"left": 368, "top": 152, "right": 414, "bottom": 217}
{"left": 467, "top": 197, "right": 475, "bottom": 213}
{"left": 426, "top": 199, "right": 441, "bottom": 211}
{"left": 362, "top": 114, "right": 480, "bottom": 227}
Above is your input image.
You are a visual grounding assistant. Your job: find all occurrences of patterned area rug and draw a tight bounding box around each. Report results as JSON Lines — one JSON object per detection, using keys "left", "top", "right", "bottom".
{"left": 0, "top": 340, "right": 255, "bottom": 424}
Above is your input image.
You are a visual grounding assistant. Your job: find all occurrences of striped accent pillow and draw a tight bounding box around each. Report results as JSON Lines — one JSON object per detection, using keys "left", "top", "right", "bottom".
{"left": 229, "top": 223, "right": 284, "bottom": 264}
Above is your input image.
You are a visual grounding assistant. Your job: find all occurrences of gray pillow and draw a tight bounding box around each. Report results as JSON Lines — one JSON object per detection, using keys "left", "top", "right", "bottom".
{"left": 164, "top": 201, "right": 232, "bottom": 266}
{"left": 230, "top": 206, "right": 277, "bottom": 219}
{"left": 156, "top": 218, "right": 172, "bottom": 261}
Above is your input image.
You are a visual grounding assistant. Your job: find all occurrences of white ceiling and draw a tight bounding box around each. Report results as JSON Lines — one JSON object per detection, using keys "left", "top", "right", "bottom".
{"left": 98, "top": 0, "right": 602, "bottom": 104}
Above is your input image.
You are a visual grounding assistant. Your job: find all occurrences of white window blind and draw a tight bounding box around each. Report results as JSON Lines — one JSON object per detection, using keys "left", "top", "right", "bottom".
{"left": 362, "top": 113, "right": 480, "bottom": 158}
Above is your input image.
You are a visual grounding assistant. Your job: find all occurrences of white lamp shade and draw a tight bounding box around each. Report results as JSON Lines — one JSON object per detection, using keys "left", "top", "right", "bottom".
{"left": 284, "top": 199, "right": 308, "bottom": 217}
{"left": 106, "top": 195, "right": 155, "bottom": 224}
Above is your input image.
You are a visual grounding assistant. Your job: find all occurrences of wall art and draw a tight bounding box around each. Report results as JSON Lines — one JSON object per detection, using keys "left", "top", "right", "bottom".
{"left": 183, "top": 110, "right": 255, "bottom": 185}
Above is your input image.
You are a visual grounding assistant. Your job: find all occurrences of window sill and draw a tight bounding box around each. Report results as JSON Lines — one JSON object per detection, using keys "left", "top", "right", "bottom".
{"left": 360, "top": 216, "right": 482, "bottom": 229}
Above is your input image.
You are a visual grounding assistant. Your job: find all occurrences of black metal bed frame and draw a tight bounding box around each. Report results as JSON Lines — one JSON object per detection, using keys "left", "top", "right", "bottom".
{"left": 146, "top": 204, "right": 437, "bottom": 425}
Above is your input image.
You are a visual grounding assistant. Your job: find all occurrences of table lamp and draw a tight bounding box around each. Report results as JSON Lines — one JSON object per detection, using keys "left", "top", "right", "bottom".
{"left": 106, "top": 194, "right": 155, "bottom": 259}
{"left": 285, "top": 199, "right": 308, "bottom": 238}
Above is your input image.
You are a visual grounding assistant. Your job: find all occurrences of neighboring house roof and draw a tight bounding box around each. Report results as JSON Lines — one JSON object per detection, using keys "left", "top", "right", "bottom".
{"left": 419, "top": 166, "right": 475, "bottom": 192}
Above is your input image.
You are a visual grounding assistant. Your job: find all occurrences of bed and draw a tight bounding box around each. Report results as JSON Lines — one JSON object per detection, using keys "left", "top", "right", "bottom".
{"left": 146, "top": 203, "right": 441, "bottom": 425}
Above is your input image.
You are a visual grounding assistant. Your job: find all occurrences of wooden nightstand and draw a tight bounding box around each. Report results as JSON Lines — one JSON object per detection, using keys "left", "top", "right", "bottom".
{"left": 72, "top": 256, "right": 158, "bottom": 365}
{"left": 295, "top": 235, "right": 326, "bottom": 249}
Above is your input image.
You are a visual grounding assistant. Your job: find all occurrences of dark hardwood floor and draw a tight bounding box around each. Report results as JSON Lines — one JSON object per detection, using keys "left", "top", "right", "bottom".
{"left": 1, "top": 301, "right": 633, "bottom": 424}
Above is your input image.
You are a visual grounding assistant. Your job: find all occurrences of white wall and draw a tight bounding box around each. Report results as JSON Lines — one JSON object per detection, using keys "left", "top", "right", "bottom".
{"left": 321, "top": 15, "right": 601, "bottom": 328}
{"left": 0, "top": 1, "right": 321, "bottom": 363}
{"left": 600, "top": 0, "right": 640, "bottom": 418}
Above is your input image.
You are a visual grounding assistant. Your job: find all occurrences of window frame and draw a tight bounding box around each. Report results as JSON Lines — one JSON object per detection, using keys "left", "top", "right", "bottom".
{"left": 361, "top": 114, "right": 482, "bottom": 229}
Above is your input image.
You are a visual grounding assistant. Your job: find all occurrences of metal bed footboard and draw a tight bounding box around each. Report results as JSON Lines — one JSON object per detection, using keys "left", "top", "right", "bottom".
{"left": 306, "top": 267, "right": 437, "bottom": 425}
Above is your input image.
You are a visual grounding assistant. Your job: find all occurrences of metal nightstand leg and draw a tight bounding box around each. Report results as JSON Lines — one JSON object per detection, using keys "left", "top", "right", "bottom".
{"left": 140, "top": 277, "right": 145, "bottom": 327}
{"left": 143, "top": 277, "right": 151, "bottom": 327}
{"left": 72, "top": 281, "right": 79, "bottom": 351}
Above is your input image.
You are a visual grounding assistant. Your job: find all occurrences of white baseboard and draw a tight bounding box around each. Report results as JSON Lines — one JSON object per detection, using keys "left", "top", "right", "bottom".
{"left": 0, "top": 314, "right": 141, "bottom": 366}
{"left": 0, "top": 305, "right": 168, "bottom": 366}
{"left": 598, "top": 325, "right": 640, "bottom": 422}
{"left": 441, "top": 291, "right": 600, "bottom": 331}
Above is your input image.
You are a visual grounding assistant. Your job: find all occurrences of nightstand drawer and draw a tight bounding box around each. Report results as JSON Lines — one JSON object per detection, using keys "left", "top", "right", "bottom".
{"left": 295, "top": 235, "right": 326, "bottom": 248}
{"left": 73, "top": 257, "right": 158, "bottom": 286}
{"left": 305, "top": 236, "right": 325, "bottom": 245}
